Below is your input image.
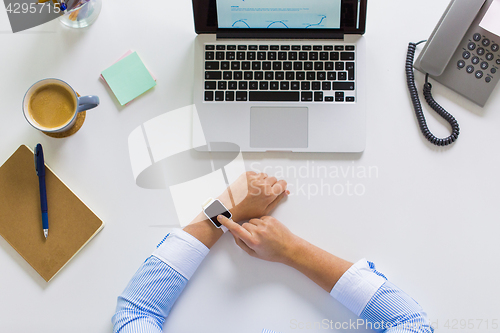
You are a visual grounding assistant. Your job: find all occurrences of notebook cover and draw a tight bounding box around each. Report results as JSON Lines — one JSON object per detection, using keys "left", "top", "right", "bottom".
{"left": 0, "top": 145, "right": 104, "bottom": 282}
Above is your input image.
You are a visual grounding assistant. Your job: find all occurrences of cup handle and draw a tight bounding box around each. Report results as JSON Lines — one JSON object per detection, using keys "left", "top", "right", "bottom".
{"left": 77, "top": 95, "right": 100, "bottom": 112}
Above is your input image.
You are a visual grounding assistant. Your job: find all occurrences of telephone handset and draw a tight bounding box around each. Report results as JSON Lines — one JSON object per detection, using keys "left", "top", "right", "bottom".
{"left": 406, "top": 0, "right": 500, "bottom": 146}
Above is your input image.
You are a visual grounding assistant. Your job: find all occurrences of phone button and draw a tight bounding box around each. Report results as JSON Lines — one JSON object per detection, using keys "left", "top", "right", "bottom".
{"left": 486, "top": 53, "right": 494, "bottom": 61}
{"left": 481, "top": 62, "right": 489, "bottom": 70}
{"left": 482, "top": 39, "right": 490, "bottom": 47}
{"left": 491, "top": 68, "right": 497, "bottom": 74}
{"left": 492, "top": 44, "right": 499, "bottom": 52}
{"left": 473, "top": 33, "right": 481, "bottom": 42}
{"left": 468, "top": 42, "right": 476, "bottom": 51}
{"left": 457, "top": 60, "right": 466, "bottom": 69}
{"left": 477, "top": 47, "right": 485, "bottom": 56}
{"left": 475, "top": 71, "right": 483, "bottom": 79}
{"left": 466, "top": 65, "right": 475, "bottom": 74}
{"left": 463, "top": 51, "right": 471, "bottom": 59}
{"left": 472, "top": 57, "right": 480, "bottom": 65}
{"left": 486, "top": 77, "right": 492, "bottom": 83}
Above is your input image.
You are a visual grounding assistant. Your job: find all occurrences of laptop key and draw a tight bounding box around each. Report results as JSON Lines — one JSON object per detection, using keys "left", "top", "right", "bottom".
{"left": 301, "top": 82, "right": 311, "bottom": 90}
{"left": 302, "top": 45, "right": 312, "bottom": 50}
{"left": 249, "top": 81, "right": 259, "bottom": 90}
{"left": 322, "top": 82, "right": 332, "bottom": 90}
{"left": 226, "top": 52, "right": 235, "bottom": 60}
{"left": 231, "top": 62, "right": 240, "bottom": 70}
{"left": 265, "top": 72, "right": 274, "bottom": 80}
{"left": 205, "top": 52, "right": 215, "bottom": 60}
{"left": 317, "top": 72, "right": 326, "bottom": 80}
{"left": 304, "top": 62, "right": 313, "bottom": 70}
{"left": 234, "top": 71, "right": 243, "bottom": 80}
{"left": 223, "top": 71, "right": 232, "bottom": 80}
{"left": 205, "top": 81, "right": 216, "bottom": 90}
{"left": 218, "top": 81, "right": 227, "bottom": 90}
{"left": 325, "top": 96, "right": 334, "bottom": 102}
{"left": 270, "top": 45, "right": 279, "bottom": 50}
{"left": 270, "top": 82, "right": 279, "bottom": 90}
{"left": 255, "top": 72, "right": 264, "bottom": 80}
{"left": 238, "top": 45, "right": 247, "bottom": 50}
{"left": 289, "top": 52, "right": 298, "bottom": 60}
{"left": 249, "top": 45, "right": 258, "bottom": 50}
{"left": 291, "top": 82, "right": 300, "bottom": 90}
{"left": 247, "top": 52, "right": 256, "bottom": 60}
{"left": 345, "top": 45, "right": 355, "bottom": 51}
{"left": 244, "top": 71, "right": 253, "bottom": 80}
{"left": 221, "top": 61, "right": 230, "bottom": 70}
{"left": 278, "top": 52, "right": 287, "bottom": 60}
{"left": 335, "top": 45, "right": 344, "bottom": 51}
{"left": 312, "top": 82, "right": 321, "bottom": 90}
{"left": 225, "top": 91, "right": 235, "bottom": 101}
{"left": 309, "top": 52, "right": 318, "bottom": 60}
{"left": 281, "top": 45, "right": 290, "bottom": 50}
{"left": 273, "top": 62, "right": 282, "bottom": 70}
{"left": 346, "top": 96, "right": 355, "bottom": 102}
{"left": 242, "top": 62, "right": 251, "bottom": 70}
{"left": 327, "top": 72, "right": 337, "bottom": 80}
{"left": 325, "top": 62, "right": 334, "bottom": 70}
{"left": 262, "top": 62, "right": 272, "bottom": 70}
{"left": 330, "top": 52, "right": 340, "bottom": 61}
{"left": 296, "top": 72, "right": 305, "bottom": 80}
{"left": 249, "top": 92, "right": 300, "bottom": 101}
{"left": 292, "top": 45, "right": 301, "bottom": 50}
{"left": 314, "top": 62, "right": 324, "bottom": 70}
{"left": 228, "top": 81, "right": 238, "bottom": 90}
{"left": 299, "top": 52, "right": 308, "bottom": 60}
{"left": 314, "top": 92, "right": 323, "bottom": 101}
{"left": 333, "top": 82, "right": 355, "bottom": 90}
{"left": 205, "top": 62, "right": 219, "bottom": 70}
{"left": 286, "top": 72, "right": 295, "bottom": 80}
{"left": 205, "top": 91, "right": 214, "bottom": 101}
{"left": 205, "top": 45, "right": 215, "bottom": 50}
{"left": 205, "top": 72, "right": 222, "bottom": 80}
{"left": 320, "top": 52, "right": 329, "bottom": 60}
{"left": 294, "top": 62, "right": 303, "bottom": 70}
{"left": 324, "top": 46, "right": 334, "bottom": 51}
{"left": 215, "top": 91, "right": 224, "bottom": 101}
{"left": 236, "top": 91, "right": 248, "bottom": 101}
{"left": 307, "top": 72, "right": 315, "bottom": 80}
{"left": 301, "top": 92, "right": 313, "bottom": 101}
{"left": 252, "top": 62, "right": 261, "bottom": 70}
{"left": 216, "top": 52, "right": 225, "bottom": 60}
{"left": 338, "top": 72, "right": 347, "bottom": 81}
{"left": 280, "top": 82, "right": 290, "bottom": 90}
{"left": 259, "top": 45, "right": 269, "bottom": 50}
{"left": 216, "top": 45, "right": 225, "bottom": 50}
{"left": 227, "top": 45, "right": 236, "bottom": 50}
{"left": 239, "top": 81, "right": 248, "bottom": 90}
{"left": 259, "top": 81, "right": 269, "bottom": 90}
{"left": 283, "top": 62, "right": 292, "bottom": 70}
{"left": 237, "top": 52, "right": 245, "bottom": 60}
{"left": 341, "top": 52, "right": 355, "bottom": 61}
{"left": 335, "top": 62, "right": 344, "bottom": 70}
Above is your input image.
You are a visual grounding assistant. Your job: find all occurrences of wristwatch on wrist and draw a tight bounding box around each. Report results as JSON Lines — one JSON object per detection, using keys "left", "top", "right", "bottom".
{"left": 202, "top": 198, "right": 231, "bottom": 233}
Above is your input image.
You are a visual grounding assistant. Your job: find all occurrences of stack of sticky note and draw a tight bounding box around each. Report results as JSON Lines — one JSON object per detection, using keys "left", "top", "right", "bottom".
{"left": 101, "top": 51, "right": 156, "bottom": 106}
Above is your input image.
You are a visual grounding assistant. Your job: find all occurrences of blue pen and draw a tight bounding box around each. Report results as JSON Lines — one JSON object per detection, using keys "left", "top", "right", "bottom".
{"left": 34, "top": 144, "right": 49, "bottom": 239}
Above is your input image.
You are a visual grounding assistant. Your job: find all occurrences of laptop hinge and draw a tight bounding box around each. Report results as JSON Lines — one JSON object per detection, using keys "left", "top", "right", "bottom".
{"left": 216, "top": 29, "right": 344, "bottom": 40}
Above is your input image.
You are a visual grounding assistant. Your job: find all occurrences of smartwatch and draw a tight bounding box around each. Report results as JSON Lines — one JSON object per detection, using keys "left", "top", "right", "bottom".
{"left": 202, "top": 198, "right": 231, "bottom": 233}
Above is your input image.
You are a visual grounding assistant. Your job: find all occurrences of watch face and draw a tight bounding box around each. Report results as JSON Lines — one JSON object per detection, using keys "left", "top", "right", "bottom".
{"left": 205, "top": 200, "right": 231, "bottom": 227}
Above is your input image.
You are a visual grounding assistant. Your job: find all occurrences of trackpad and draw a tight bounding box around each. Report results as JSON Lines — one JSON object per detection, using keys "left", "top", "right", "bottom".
{"left": 250, "top": 107, "right": 308, "bottom": 148}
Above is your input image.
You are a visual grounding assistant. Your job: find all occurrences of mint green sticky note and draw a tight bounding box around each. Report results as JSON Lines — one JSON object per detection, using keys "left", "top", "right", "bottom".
{"left": 101, "top": 52, "right": 156, "bottom": 106}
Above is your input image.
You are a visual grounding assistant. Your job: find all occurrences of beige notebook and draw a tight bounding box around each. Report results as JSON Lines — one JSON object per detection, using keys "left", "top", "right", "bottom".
{"left": 0, "top": 145, "right": 104, "bottom": 282}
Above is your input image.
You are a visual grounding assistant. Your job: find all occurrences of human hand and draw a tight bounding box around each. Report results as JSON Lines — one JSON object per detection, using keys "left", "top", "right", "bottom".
{"left": 217, "top": 215, "right": 300, "bottom": 264}
{"left": 218, "top": 172, "right": 289, "bottom": 223}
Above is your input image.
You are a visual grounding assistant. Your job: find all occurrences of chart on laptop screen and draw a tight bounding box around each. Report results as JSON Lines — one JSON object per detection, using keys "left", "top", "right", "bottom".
{"left": 216, "top": 0, "right": 342, "bottom": 29}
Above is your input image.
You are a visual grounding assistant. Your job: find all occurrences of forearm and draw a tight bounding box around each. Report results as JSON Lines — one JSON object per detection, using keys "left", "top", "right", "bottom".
{"left": 284, "top": 237, "right": 353, "bottom": 292}
{"left": 112, "top": 230, "right": 209, "bottom": 333}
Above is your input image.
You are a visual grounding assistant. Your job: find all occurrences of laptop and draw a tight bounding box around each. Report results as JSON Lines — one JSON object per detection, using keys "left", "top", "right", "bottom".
{"left": 192, "top": 0, "right": 367, "bottom": 152}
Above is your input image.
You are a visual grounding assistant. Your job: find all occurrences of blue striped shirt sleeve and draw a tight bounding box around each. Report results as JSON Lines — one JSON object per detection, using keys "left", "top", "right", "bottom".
{"left": 112, "top": 229, "right": 209, "bottom": 333}
{"left": 331, "top": 259, "right": 433, "bottom": 333}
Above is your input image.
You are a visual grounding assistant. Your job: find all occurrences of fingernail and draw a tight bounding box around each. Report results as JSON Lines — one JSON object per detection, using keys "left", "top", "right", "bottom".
{"left": 286, "top": 190, "right": 290, "bottom": 195}
{"left": 217, "top": 215, "right": 224, "bottom": 221}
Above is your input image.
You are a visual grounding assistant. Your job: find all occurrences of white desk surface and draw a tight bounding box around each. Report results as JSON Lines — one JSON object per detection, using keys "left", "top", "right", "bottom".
{"left": 1, "top": 1, "right": 500, "bottom": 332}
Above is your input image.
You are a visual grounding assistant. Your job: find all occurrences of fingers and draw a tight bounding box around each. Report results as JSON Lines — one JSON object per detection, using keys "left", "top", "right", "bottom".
{"left": 264, "top": 176, "right": 277, "bottom": 186}
{"left": 271, "top": 179, "right": 287, "bottom": 196}
{"left": 265, "top": 191, "right": 287, "bottom": 214}
{"left": 217, "top": 215, "right": 254, "bottom": 244}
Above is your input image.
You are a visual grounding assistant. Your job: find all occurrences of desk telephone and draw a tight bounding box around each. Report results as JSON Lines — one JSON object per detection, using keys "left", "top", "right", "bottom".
{"left": 406, "top": 0, "right": 500, "bottom": 146}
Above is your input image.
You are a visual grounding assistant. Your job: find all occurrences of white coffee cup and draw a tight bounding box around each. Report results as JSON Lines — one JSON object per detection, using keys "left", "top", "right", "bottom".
{"left": 23, "top": 78, "right": 100, "bottom": 133}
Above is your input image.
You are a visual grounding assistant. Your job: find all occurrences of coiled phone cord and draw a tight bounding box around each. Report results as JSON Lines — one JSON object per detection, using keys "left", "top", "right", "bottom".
{"left": 406, "top": 41, "right": 460, "bottom": 146}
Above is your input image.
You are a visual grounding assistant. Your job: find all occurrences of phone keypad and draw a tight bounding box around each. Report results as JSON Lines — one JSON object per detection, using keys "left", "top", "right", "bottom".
{"left": 458, "top": 32, "right": 499, "bottom": 84}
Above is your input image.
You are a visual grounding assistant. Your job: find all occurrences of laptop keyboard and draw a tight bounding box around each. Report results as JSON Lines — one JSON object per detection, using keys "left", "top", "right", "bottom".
{"left": 203, "top": 44, "right": 356, "bottom": 103}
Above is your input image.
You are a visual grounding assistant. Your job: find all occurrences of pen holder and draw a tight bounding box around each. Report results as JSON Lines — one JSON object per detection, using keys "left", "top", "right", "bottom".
{"left": 59, "top": 0, "right": 102, "bottom": 28}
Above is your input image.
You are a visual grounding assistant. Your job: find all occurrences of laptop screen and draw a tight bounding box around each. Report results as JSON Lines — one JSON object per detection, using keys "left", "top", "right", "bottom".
{"left": 215, "top": 0, "right": 342, "bottom": 30}
{"left": 192, "top": 0, "right": 367, "bottom": 35}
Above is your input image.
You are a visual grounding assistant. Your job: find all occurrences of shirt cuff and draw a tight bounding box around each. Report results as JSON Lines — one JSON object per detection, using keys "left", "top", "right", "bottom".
{"left": 330, "top": 258, "right": 387, "bottom": 316}
{"left": 152, "top": 229, "right": 210, "bottom": 280}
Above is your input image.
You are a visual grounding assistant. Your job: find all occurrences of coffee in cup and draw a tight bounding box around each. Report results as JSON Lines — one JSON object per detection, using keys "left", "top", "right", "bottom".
{"left": 23, "top": 79, "right": 99, "bottom": 133}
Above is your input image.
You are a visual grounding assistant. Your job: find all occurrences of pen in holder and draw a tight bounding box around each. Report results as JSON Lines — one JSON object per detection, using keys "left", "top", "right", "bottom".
{"left": 59, "top": 0, "right": 102, "bottom": 28}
